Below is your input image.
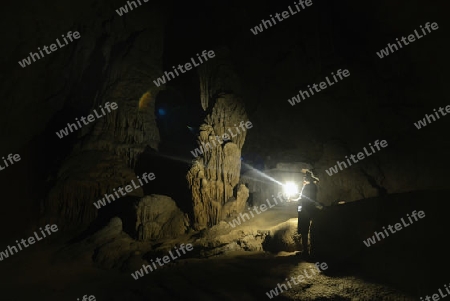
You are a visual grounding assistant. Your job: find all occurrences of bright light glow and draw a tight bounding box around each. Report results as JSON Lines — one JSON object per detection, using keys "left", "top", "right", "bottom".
{"left": 283, "top": 181, "right": 299, "bottom": 198}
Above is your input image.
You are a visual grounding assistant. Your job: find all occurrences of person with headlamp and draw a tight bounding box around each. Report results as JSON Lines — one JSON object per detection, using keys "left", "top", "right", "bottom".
{"left": 297, "top": 171, "right": 321, "bottom": 260}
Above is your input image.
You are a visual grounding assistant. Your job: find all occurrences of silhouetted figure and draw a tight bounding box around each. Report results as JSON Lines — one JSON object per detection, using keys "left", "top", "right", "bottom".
{"left": 298, "top": 171, "right": 320, "bottom": 259}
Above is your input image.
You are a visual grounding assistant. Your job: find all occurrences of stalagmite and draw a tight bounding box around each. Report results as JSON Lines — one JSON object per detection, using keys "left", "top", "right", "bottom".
{"left": 187, "top": 94, "right": 249, "bottom": 230}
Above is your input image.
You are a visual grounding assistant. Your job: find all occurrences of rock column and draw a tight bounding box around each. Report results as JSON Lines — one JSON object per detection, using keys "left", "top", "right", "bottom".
{"left": 187, "top": 94, "right": 249, "bottom": 230}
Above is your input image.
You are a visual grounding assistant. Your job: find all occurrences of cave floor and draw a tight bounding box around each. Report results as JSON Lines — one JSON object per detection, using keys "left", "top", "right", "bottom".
{"left": 0, "top": 201, "right": 415, "bottom": 301}
{"left": 0, "top": 246, "right": 414, "bottom": 301}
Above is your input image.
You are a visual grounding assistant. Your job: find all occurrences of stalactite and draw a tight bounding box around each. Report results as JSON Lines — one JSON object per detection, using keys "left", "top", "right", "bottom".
{"left": 198, "top": 63, "right": 213, "bottom": 111}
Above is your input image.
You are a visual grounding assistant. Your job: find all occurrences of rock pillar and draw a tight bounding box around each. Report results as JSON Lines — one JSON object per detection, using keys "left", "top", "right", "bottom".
{"left": 187, "top": 94, "right": 249, "bottom": 230}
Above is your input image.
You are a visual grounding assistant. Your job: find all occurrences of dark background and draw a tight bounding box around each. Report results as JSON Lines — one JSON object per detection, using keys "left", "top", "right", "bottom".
{"left": 0, "top": 1, "right": 448, "bottom": 299}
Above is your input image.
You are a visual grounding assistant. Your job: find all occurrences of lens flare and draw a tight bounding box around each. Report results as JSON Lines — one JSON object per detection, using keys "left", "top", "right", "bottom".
{"left": 139, "top": 91, "right": 152, "bottom": 109}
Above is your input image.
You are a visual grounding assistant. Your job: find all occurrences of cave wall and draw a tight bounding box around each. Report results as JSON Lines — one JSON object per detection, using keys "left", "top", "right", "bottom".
{"left": 217, "top": 0, "right": 450, "bottom": 204}
{"left": 42, "top": 6, "right": 165, "bottom": 227}
{"left": 1, "top": 1, "right": 161, "bottom": 155}
{"left": 0, "top": 0, "right": 166, "bottom": 230}
{"left": 1, "top": 0, "right": 449, "bottom": 237}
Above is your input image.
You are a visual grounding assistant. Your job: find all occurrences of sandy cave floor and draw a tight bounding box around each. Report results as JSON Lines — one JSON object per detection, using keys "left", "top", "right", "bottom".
{"left": 0, "top": 250, "right": 415, "bottom": 301}
{"left": 0, "top": 202, "right": 416, "bottom": 301}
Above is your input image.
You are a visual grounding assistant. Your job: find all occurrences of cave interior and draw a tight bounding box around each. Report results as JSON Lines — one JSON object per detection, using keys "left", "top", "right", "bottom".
{"left": 0, "top": 0, "right": 449, "bottom": 300}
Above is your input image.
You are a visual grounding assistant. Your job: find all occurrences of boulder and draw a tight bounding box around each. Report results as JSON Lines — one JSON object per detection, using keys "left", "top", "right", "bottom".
{"left": 135, "top": 194, "right": 189, "bottom": 240}
{"left": 262, "top": 218, "right": 302, "bottom": 253}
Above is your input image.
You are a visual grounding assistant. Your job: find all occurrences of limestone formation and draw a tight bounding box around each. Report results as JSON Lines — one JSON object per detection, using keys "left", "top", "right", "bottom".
{"left": 197, "top": 46, "right": 241, "bottom": 111}
{"left": 262, "top": 219, "right": 302, "bottom": 253}
{"left": 195, "top": 221, "right": 268, "bottom": 256}
{"left": 135, "top": 195, "right": 189, "bottom": 240}
{"left": 41, "top": 7, "right": 164, "bottom": 228}
{"left": 187, "top": 94, "right": 249, "bottom": 230}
